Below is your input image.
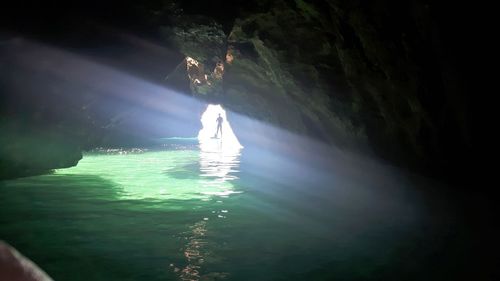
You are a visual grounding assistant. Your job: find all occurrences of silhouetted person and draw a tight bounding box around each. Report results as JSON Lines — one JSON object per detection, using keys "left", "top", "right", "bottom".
{"left": 215, "top": 113, "right": 223, "bottom": 138}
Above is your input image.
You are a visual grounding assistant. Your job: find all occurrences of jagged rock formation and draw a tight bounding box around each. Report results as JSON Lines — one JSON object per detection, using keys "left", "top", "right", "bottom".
{"left": 163, "top": 0, "right": 471, "bottom": 176}
{"left": 0, "top": 0, "right": 473, "bottom": 181}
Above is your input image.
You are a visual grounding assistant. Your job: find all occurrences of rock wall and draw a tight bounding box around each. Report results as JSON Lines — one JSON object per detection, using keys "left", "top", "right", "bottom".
{"left": 0, "top": 0, "right": 473, "bottom": 181}
{"left": 166, "top": 0, "right": 472, "bottom": 177}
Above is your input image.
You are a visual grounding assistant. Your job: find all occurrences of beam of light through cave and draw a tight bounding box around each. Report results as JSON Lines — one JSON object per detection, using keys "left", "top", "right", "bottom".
{"left": 0, "top": 38, "right": 427, "bottom": 231}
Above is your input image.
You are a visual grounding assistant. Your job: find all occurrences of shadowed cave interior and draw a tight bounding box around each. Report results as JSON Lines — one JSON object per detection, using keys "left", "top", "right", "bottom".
{"left": 0, "top": 1, "right": 492, "bottom": 281}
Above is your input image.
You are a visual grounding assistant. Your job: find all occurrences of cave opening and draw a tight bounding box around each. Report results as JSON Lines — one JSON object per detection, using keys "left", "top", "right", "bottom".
{"left": 33, "top": 103, "right": 246, "bottom": 202}
{"left": 0, "top": 1, "right": 486, "bottom": 279}
{"left": 198, "top": 104, "right": 243, "bottom": 152}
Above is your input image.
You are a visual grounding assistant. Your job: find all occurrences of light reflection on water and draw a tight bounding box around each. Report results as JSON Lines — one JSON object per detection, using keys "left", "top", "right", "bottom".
{"left": 199, "top": 149, "right": 241, "bottom": 196}
{"left": 57, "top": 146, "right": 242, "bottom": 202}
{"left": 57, "top": 143, "right": 242, "bottom": 280}
{"left": 178, "top": 147, "right": 241, "bottom": 281}
{"left": 0, "top": 139, "right": 472, "bottom": 281}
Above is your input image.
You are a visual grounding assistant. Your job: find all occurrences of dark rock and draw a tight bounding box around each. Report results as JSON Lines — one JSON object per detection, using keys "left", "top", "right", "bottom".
{"left": 0, "top": 113, "right": 83, "bottom": 179}
{"left": 0, "top": 0, "right": 475, "bottom": 183}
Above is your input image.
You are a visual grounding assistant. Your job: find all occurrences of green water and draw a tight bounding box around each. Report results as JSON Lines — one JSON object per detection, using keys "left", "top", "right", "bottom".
{"left": 0, "top": 142, "right": 469, "bottom": 280}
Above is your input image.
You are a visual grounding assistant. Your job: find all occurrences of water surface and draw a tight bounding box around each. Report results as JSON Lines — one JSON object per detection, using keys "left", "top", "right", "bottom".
{"left": 0, "top": 139, "right": 471, "bottom": 280}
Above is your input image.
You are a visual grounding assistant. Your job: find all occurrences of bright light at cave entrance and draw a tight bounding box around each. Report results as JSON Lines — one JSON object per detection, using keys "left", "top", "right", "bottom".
{"left": 55, "top": 105, "right": 243, "bottom": 201}
{"left": 198, "top": 104, "right": 243, "bottom": 152}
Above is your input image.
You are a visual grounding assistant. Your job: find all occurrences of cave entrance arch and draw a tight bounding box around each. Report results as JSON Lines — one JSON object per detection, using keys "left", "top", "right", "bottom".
{"left": 198, "top": 104, "right": 243, "bottom": 152}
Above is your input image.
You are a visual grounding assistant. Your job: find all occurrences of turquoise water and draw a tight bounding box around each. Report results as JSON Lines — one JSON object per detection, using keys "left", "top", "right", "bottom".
{"left": 0, "top": 140, "right": 470, "bottom": 280}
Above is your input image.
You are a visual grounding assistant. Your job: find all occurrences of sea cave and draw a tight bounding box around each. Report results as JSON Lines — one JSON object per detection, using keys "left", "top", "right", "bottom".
{"left": 0, "top": 1, "right": 489, "bottom": 280}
